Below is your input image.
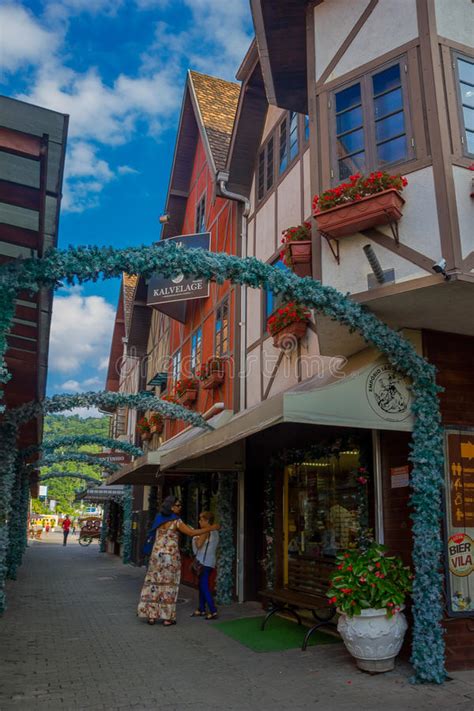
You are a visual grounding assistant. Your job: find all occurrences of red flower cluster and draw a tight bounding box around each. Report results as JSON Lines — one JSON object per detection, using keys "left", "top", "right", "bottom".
{"left": 197, "top": 356, "right": 225, "bottom": 381}
{"left": 312, "top": 171, "right": 408, "bottom": 214}
{"left": 266, "top": 302, "right": 311, "bottom": 336}
{"left": 279, "top": 222, "right": 312, "bottom": 267}
{"left": 136, "top": 416, "right": 150, "bottom": 434}
{"left": 149, "top": 413, "right": 163, "bottom": 428}
{"left": 175, "top": 377, "right": 198, "bottom": 398}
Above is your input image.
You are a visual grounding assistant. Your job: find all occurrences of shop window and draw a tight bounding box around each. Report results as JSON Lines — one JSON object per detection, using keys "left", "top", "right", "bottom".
{"left": 195, "top": 194, "right": 206, "bottom": 233}
{"left": 215, "top": 299, "right": 229, "bottom": 356}
{"left": 283, "top": 450, "right": 368, "bottom": 594}
{"left": 332, "top": 60, "right": 413, "bottom": 183}
{"left": 257, "top": 136, "right": 274, "bottom": 202}
{"left": 264, "top": 259, "right": 290, "bottom": 326}
{"left": 191, "top": 327, "right": 202, "bottom": 373}
{"left": 172, "top": 349, "right": 181, "bottom": 384}
{"left": 455, "top": 54, "right": 474, "bottom": 157}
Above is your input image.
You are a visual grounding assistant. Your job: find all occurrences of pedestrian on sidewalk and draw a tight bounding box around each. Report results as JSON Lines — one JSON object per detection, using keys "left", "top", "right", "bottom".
{"left": 62, "top": 515, "right": 71, "bottom": 546}
{"left": 137, "top": 495, "right": 220, "bottom": 627}
{"left": 191, "top": 511, "right": 219, "bottom": 620}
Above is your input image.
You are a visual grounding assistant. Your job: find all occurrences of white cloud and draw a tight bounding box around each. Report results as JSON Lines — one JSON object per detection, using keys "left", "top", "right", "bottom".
{"left": 62, "top": 406, "right": 105, "bottom": 418}
{"left": 62, "top": 141, "right": 115, "bottom": 212}
{"left": 117, "top": 165, "right": 139, "bottom": 176}
{"left": 0, "top": 3, "right": 60, "bottom": 74}
{"left": 49, "top": 287, "right": 115, "bottom": 374}
{"left": 83, "top": 376, "right": 102, "bottom": 387}
{"left": 59, "top": 379, "right": 81, "bottom": 391}
{"left": 98, "top": 357, "right": 110, "bottom": 371}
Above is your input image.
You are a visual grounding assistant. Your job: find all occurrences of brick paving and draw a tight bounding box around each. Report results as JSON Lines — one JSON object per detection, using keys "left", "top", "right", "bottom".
{"left": 1, "top": 533, "right": 474, "bottom": 710}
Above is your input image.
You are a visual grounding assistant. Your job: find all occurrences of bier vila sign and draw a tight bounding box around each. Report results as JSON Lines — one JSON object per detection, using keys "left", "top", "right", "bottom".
{"left": 96, "top": 451, "right": 131, "bottom": 466}
{"left": 147, "top": 232, "right": 211, "bottom": 307}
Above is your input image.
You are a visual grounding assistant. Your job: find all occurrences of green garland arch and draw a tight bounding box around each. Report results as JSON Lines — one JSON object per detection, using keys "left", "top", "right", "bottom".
{"left": 0, "top": 242, "right": 446, "bottom": 683}
{"left": 39, "top": 472, "right": 103, "bottom": 485}
{"left": 36, "top": 452, "right": 120, "bottom": 473}
{"left": 21, "top": 436, "right": 144, "bottom": 460}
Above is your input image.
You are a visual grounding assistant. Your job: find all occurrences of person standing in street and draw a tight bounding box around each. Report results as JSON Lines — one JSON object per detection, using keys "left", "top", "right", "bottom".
{"left": 62, "top": 515, "right": 71, "bottom": 546}
{"left": 191, "top": 511, "right": 219, "bottom": 620}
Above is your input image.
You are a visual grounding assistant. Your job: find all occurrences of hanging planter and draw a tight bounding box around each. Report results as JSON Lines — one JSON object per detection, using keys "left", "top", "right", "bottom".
{"left": 267, "top": 303, "right": 311, "bottom": 350}
{"left": 313, "top": 172, "right": 407, "bottom": 239}
{"left": 198, "top": 357, "right": 226, "bottom": 390}
{"left": 327, "top": 543, "right": 412, "bottom": 673}
{"left": 149, "top": 413, "right": 164, "bottom": 435}
{"left": 280, "top": 222, "right": 312, "bottom": 277}
{"left": 136, "top": 417, "right": 151, "bottom": 441}
{"left": 175, "top": 377, "right": 199, "bottom": 407}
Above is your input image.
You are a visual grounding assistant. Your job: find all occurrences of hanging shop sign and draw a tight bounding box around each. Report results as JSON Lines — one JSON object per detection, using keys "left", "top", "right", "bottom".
{"left": 444, "top": 429, "right": 474, "bottom": 617}
{"left": 96, "top": 451, "right": 131, "bottom": 466}
{"left": 147, "top": 232, "right": 211, "bottom": 307}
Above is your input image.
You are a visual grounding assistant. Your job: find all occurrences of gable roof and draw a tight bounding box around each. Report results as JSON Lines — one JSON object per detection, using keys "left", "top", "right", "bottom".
{"left": 189, "top": 70, "right": 240, "bottom": 172}
{"left": 162, "top": 70, "right": 240, "bottom": 239}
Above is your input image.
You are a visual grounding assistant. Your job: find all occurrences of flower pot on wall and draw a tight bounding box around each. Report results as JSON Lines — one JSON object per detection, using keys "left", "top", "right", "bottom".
{"left": 140, "top": 431, "right": 151, "bottom": 442}
{"left": 272, "top": 320, "right": 308, "bottom": 349}
{"left": 149, "top": 423, "right": 163, "bottom": 435}
{"left": 176, "top": 389, "right": 198, "bottom": 406}
{"left": 314, "top": 189, "right": 405, "bottom": 238}
{"left": 288, "top": 240, "right": 312, "bottom": 277}
{"left": 201, "top": 368, "right": 225, "bottom": 390}
{"left": 337, "top": 607, "right": 408, "bottom": 673}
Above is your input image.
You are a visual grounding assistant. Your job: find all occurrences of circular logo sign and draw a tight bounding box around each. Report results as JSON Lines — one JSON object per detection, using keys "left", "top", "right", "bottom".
{"left": 366, "top": 363, "right": 412, "bottom": 422}
{"left": 448, "top": 533, "right": 474, "bottom": 577}
{"left": 171, "top": 273, "right": 184, "bottom": 284}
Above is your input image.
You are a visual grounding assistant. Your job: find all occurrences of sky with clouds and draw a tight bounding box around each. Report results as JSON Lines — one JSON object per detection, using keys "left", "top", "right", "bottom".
{"left": 0, "top": 0, "right": 253, "bottom": 411}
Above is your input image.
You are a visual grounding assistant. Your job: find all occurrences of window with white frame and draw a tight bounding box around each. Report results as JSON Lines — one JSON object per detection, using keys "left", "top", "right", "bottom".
{"left": 215, "top": 299, "right": 229, "bottom": 356}
{"left": 191, "top": 327, "right": 202, "bottom": 373}
{"left": 172, "top": 350, "right": 181, "bottom": 384}
{"left": 332, "top": 60, "right": 413, "bottom": 183}
{"left": 455, "top": 54, "right": 474, "bottom": 157}
{"left": 195, "top": 194, "right": 206, "bottom": 233}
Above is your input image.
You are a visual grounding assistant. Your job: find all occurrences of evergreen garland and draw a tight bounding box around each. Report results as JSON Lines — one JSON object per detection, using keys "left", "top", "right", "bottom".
{"left": 22, "top": 435, "right": 143, "bottom": 460}
{"left": 216, "top": 473, "right": 235, "bottom": 604}
{"left": 36, "top": 451, "right": 120, "bottom": 473}
{"left": 0, "top": 241, "right": 447, "bottom": 682}
{"left": 100, "top": 501, "right": 109, "bottom": 553}
{"left": 261, "top": 469, "right": 276, "bottom": 589}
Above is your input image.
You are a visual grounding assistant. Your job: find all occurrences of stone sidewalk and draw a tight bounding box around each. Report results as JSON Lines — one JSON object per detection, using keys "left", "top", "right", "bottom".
{"left": 1, "top": 533, "right": 474, "bottom": 711}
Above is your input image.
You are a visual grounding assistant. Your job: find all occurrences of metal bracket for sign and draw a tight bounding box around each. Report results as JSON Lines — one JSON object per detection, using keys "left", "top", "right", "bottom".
{"left": 320, "top": 231, "right": 340, "bottom": 265}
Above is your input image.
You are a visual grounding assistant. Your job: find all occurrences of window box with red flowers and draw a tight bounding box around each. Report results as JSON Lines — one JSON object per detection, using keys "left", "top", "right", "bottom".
{"left": 280, "top": 222, "right": 312, "bottom": 277}
{"left": 198, "top": 357, "right": 226, "bottom": 390}
{"left": 149, "top": 413, "right": 164, "bottom": 435}
{"left": 175, "top": 377, "right": 199, "bottom": 406}
{"left": 312, "top": 172, "right": 407, "bottom": 239}
{"left": 266, "top": 303, "right": 311, "bottom": 349}
{"left": 136, "top": 416, "right": 151, "bottom": 441}
{"left": 327, "top": 543, "right": 412, "bottom": 673}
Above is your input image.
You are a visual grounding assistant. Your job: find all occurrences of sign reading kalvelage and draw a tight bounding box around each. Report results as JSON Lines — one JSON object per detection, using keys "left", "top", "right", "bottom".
{"left": 147, "top": 233, "right": 211, "bottom": 306}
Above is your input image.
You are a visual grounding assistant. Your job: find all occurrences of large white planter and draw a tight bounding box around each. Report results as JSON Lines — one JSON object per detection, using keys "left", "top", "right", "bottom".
{"left": 337, "top": 607, "right": 408, "bottom": 673}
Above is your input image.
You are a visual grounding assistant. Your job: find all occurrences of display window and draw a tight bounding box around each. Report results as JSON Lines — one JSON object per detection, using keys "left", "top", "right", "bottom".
{"left": 283, "top": 449, "right": 368, "bottom": 594}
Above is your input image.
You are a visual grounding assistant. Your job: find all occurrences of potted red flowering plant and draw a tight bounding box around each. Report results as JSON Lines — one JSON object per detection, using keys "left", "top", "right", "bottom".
{"left": 149, "top": 413, "right": 164, "bottom": 435}
{"left": 266, "top": 302, "right": 311, "bottom": 349}
{"left": 175, "top": 377, "right": 199, "bottom": 406}
{"left": 198, "top": 357, "right": 226, "bottom": 390}
{"left": 327, "top": 542, "right": 412, "bottom": 673}
{"left": 136, "top": 416, "right": 151, "bottom": 441}
{"left": 313, "top": 171, "right": 408, "bottom": 238}
{"left": 280, "top": 222, "right": 312, "bottom": 277}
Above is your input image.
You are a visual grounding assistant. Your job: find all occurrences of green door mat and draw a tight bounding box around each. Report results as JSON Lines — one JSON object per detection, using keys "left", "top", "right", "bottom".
{"left": 215, "top": 616, "right": 341, "bottom": 653}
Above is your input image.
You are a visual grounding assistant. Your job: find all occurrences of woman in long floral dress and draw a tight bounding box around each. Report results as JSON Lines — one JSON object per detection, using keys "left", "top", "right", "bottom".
{"left": 138, "top": 496, "right": 219, "bottom": 626}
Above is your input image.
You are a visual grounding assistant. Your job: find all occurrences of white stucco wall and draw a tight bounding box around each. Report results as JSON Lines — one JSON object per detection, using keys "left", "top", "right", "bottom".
{"left": 315, "top": 0, "right": 419, "bottom": 84}
{"left": 247, "top": 217, "right": 255, "bottom": 258}
{"left": 261, "top": 105, "right": 285, "bottom": 142}
{"left": 434, "top": 0, "right": 473, "bottom": 47}
{"left": 255, "top": 193, "right": 276, "bottom": 262}
{"left": 245, "top": 346, "right": 261, "bottom": 408}
{"left": 246, "top": 287, "right": 261, "bottom": 346}
{"left": 453, "top": 165, "right": 474, "bottom": 261}
{"left": 277, "top": 162, "right": 302, "bottom": 237}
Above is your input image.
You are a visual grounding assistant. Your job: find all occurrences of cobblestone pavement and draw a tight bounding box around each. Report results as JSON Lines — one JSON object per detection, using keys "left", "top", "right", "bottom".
{"left": 1, "top": 533, "right": 474, "bottom": 711}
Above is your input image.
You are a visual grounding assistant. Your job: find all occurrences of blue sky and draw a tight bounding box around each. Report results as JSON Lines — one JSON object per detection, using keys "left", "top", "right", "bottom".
{"left": 0, "top": 0, "right": 253, "bottom": 410}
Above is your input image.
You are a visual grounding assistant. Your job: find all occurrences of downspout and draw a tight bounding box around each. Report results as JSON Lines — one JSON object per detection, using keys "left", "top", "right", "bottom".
{"left": 217, "top": 172, "right": 250, "bottom": 414}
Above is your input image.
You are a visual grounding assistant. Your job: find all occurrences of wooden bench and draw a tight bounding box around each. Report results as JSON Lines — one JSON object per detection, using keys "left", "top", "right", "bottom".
{"left": 260, "top": 557, "right": 338, "bottom": 651}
